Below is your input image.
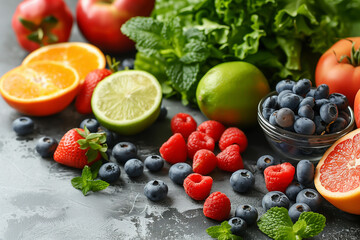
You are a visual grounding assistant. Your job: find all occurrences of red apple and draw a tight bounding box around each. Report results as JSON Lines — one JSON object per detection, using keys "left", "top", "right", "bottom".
{"left": 76, "top": 0, "right": 155, "bottom": 54}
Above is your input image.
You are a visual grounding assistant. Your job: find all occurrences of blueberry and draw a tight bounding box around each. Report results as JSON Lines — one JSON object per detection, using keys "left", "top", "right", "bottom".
{"left": 314, "top": 98, "right": 330, "bottom": 112}
{"left": 144, "top": 180, "right": 168, "bottom": 201}
{"left": 157, "top": 106, "right": 168, "bottom": 121}
{"left": 294, "top": 117, "right": 315, "bottom": 135}
{"left": 262, "top": 95, "right": 278, "bottom": 109}
{"left": 144, "top": 155, "right": 164, "bottom": 172}
{"left": 292, "top": 78, "right": 312, "bottom": 96}
{"left": 234, "top": 204, "right": 258, "bottom": 225}
{"left": 329, "top": 93, "right": 349, "bottom": 111}
{"left": 35, "top": 136, "right": 58, "bottom": 158}
{"left": 314, "top": 115, "right": 326, "bottom": 135}
{"left": 288, "top": 203, "right": 311, "bottom": 223}
{"left": 339, "top": 110, "right": 351, "bottom": 125}
{"left": 121, "top": 58, "right": 135, "bottom": 69}
{"left": 277, "top": 90, "right": 292, "bottom": 104}
{"left": 285, "top": 182, "right": 305, "bottom": 201}
{"left": 279, "top": 93, "right": 301, "bottom": 111}
{"left": 12, "top": 117, "right": 34, "bottom": 136}
{"left": 230, "top": 169, "right": 255, "bottom": 193}
{"left": 98, "top": 162, "right": 121, "bottom": 183}
{"left": 299, "top": 97, "right": 315, "bottom": 109}
{"left": 296, "top": 160, "right": 314, "bottom": 186}
{"left": 257, "top": 155, "right": 279, "bottom": 171}
{"left": 320, "top": 103, "right": 338, "bottom": 123}
{"left": 269, "top": 110, "right": 278, "bottom": 126}
{"left": 98, "top": 126, "right": 115, "bottom": 149}
{"left": 228, "top": 217, "right": 247, "bottom": 236}
{"left": 298, "top": 105, "right": 314, "bottom": 120}
{"left": 262, "top": 191, "right": 290, "bottom": 211}
{"left": 306, "top": 88, "right": 316, "bottom": 97}
{"left": 262, "top": 108, "right": 276, "bottom": 120}
{"left": 80, "top": 118, "right": 100, "bottom": 133}
{"left": 112, "top": 142, "right": 137, "bottom": 164}
{"left": 314, "top": 84, "right": 329, "bottom": 100}
{"left": 124, "top": 159, "right": 144, "bottom": 178}
{"left": 276, "top": 80, "right": 295, "bottom": 93}
{"left": 296, "top": 189, "right": 322, "bottom": 211}
{"left": 329, "top": 117, "right": 348, "bottom": 133}
{"left": 275, "top": 108, "right": 295, "bottom": 128}
{"left": 168, "top": 162, "right": 192, "bottom": 185}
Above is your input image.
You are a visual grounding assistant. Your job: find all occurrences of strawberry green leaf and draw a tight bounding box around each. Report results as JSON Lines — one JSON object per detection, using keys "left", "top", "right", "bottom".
{"left": 86, "top": 149, "right": 99, "bottom": 162}
{"left": 87, "top": 133, "right": 102, "bottom": 140}
{"left": 90, "top": 180, "right": 109, "bottom": 192}
{"left": 89, "top": 142, "right": 102, "bottom": 150}
{"left": 100, "top": 151, "right": 109, "bottom": 161}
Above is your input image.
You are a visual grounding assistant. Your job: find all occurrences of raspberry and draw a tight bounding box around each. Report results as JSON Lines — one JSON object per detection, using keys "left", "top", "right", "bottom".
{"left": 159, "top": 133, "right": 187, "bottom": 164}
{"left": 197, "top": 120, "right": 226, "bottom": 142}
{"left": 264, "top": 162, "right": 295, "bottom": 192}
{"left": 171, "top": 113, "right": 197, "bottom": 139}
{"left": 187, "top": 131, "right": 215, "bottom": 159}
{"left": 183, "top": 173, "right": 213, "bottom": 200}
{"left": 203, "top": 191, "right": 231, "bottom": 221}
{"left": 219, "top": 127, "right": 248, "bottom": 153}
{"left": 193, "top": 149, "right": 217, "bottom": 175}
{"left": 216, "top": 144, "right": 244, "bottom": 172}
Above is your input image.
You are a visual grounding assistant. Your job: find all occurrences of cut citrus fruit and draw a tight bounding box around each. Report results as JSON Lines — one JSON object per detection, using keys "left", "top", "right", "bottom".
{"left": 91, "top": 70, "right": 162, "bottom": 135}
{"left": 314, "top": 128, "right": 360, "bottom": 215}
{"left": 0, "top": 61, "right": 80, "bottom": 116}
{"left": 22, "top": 42, "right": 106, "bottom": 83}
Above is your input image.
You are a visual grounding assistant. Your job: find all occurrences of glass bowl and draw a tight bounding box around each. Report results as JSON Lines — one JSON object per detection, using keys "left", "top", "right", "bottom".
{"left": 257, "top": 91, "right": 355, "bottom": 162}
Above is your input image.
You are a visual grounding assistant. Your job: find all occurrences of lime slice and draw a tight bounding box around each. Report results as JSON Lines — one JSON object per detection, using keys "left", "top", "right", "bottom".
{"left": 91, "top": 70, "right": 162, "bottom": 135}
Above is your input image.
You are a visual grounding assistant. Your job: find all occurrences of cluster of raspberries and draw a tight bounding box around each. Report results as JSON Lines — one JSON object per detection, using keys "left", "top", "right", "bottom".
{"left": 159, "top": 113, "right": 248, "bottom": 221}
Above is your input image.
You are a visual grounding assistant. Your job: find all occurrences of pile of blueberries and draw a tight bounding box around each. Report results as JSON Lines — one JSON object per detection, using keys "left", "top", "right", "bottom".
{"left": 262, "top": 79, "right": 351, "bottom": 135}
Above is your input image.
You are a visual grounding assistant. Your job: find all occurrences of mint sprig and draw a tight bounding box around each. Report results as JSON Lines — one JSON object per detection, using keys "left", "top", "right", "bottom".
{"left": 71, "top": 162, "right": 109, "bottom": 196}
{"left": 206, "top": 221, "right": 242, "bottom": 240}
{"left": 257, "top": 207, "right": 326, "bottom": 240}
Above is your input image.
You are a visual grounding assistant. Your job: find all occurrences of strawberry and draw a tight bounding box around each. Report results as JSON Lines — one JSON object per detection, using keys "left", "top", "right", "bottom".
{"left": 75, "top": 69, "right": 112, "bottom": 114}
{"left": 54, "top": 127, "right": 108, "bottom": 169}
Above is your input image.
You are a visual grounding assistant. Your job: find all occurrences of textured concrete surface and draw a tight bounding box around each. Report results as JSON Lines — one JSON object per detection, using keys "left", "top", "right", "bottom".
{"left": 1, "top": 1, "right": 360, "bottom": 239}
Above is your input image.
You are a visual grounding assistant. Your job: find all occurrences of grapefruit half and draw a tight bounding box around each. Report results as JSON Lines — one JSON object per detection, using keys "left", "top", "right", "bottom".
{"left": 314, "top": 128, "right": 360, "bottom": 215}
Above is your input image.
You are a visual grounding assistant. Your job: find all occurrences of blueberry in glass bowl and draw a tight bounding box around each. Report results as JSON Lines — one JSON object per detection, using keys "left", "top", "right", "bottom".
{"left": 257, "top": 81, "right": 355, "bottom": 162}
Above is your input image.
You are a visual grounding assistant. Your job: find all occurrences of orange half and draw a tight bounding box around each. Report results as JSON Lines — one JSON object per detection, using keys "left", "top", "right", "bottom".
{"left": 22, "top": 42, "right": 106, "bottom": 83}
{"left": 314, "top": 128, "right": 360, "bottom": 215}
{"left": 0, "top": 61, "right": 80, "bottom": 116}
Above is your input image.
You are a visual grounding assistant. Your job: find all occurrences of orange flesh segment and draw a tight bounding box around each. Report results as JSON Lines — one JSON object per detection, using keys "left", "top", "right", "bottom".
{"left": 1, "top": 63, "right": 76, "bottom": 100}
{"left": 25, "top": 45, "right": 102, "bottom": 81}
{"left": 320, "top": 132, "right": 360, "bottom": 192}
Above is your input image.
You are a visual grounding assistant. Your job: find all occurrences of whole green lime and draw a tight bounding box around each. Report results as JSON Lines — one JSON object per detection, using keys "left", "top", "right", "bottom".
{"left": 196, "top": 61, "right": 270, "bottom": 127}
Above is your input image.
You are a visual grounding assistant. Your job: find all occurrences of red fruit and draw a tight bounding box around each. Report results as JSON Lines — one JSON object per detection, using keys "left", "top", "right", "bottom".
{"left": 197, "top": 120, "right": 226, "bottom": 142}
{"left": 183, "top": 173, "right": 213, "bottom": 200}
{"left": 216, "top": 144, "right": 244, "bottom": 172}
{"left": 264, "top": 162, "right": 295, "bottom": 192}
{"left": 193, "top": 149, "right": 217, "bottom": 175}
{"left": 75, "top": 69, "right": 112, "bottom": 114}
{"left": 187, "top": 131, "right": 215, "bottom": 159}
{"left": 219, "top": 127, "right": 248, "bottom": 153}
{"left": 203, "top": 191, "right": 231, "bottom": 221}
{"left": 170, "top": 113, "right": 197, "bottom": 139}
{"left": 54, "top": 128, "right": 107, "bottom": 169}
{"left": 159, "top": 133, "right": 187, "bottom": 164}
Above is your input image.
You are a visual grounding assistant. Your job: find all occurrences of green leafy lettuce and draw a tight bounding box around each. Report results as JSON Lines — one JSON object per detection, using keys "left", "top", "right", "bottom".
{"left": 122, "top": 0, "right": 360, "bottom": 105}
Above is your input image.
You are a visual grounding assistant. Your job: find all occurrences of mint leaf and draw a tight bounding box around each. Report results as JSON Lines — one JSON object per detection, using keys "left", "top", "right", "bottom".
{"left": 71, "top": 164, "right": 109, "bottom": 196}
{"left": 292, "top": 219, "right": 306, "bottom": 236}
{"left": 257, "top": 207, "right": 294, "bottom": 240}
{"left": 297, "top": 212, "right": 326, "bottom": 238}
{"left": 206, "top": 221, "right": 242, "bottom": 240}
{"left": 90, "top": 180, "right": 109, "bottom": 192}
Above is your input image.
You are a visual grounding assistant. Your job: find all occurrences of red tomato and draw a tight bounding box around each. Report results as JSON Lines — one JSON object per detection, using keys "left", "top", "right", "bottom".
{"left": 76, "top": 0, "right": 155, "bottom": 54}
{"left": 315, "top": 37, "right": 360, "bottom": 107}
{"left": 12, "top": 0, "right": 73, "bottom": 52}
